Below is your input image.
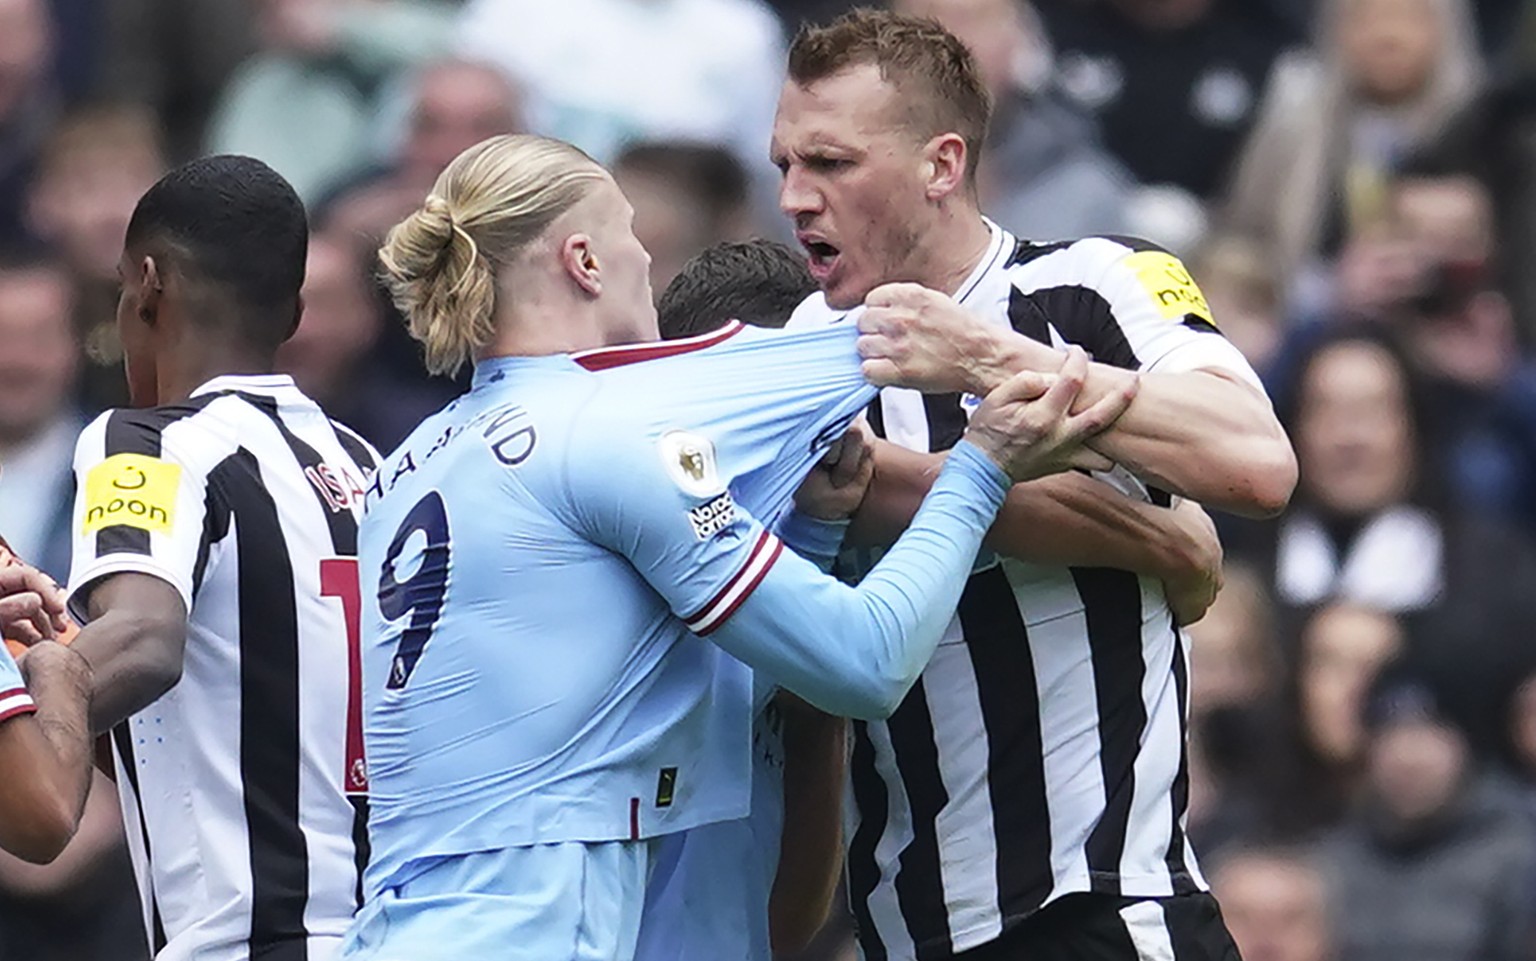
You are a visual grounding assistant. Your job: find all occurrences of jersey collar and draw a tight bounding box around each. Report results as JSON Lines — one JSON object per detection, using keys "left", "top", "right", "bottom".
{"left": 191, "top": 373, "right": 299, "bottom": 397}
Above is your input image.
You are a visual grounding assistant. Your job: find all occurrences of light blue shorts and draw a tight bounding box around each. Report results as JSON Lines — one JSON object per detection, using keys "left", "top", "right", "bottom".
{"left": 340, "top": 840, "right": 653, "bottom": 961}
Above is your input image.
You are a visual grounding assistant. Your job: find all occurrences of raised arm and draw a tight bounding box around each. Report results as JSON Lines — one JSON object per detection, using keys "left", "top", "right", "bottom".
{"left": 856, "top": 273, "right": 1297, "bottom": 517}
{"left": 573, "top": 351, "right": 1137, "bottom": 719}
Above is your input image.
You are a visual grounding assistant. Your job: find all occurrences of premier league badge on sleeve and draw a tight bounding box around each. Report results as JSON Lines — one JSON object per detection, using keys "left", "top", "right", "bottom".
{"left": 659, "top": 429, "right": 724, "bottom": 498}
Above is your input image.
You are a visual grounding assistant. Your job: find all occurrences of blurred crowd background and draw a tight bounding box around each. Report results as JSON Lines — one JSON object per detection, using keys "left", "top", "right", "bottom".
{"left": 2, "top": 0, "right": 1536, "bottom": 958}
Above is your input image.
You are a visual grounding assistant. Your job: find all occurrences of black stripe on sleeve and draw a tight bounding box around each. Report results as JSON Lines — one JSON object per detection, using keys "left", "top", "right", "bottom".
{"left": 93, "top": 397, "right": 227, "bottom": 559}
{"left": 1072, "top": 567, "right": 1148, "bottom": 895}
{"left": 885, "top": 683, "right": 954, "bottom": 959}
{"left": 1020, "top": 286, "right": 1140, "bottom": 371}
{"left": 1004, "top": 239, "right": 1074, "bottom": 269}
{"left": 95, "top": 412, "right": 158, "bottom": 558}
{"left": 1165, "top": 627, "right": 1198, "bottom": 895}
{"left": 848, "top": 724, "right": 891, "bottom": 961}
{"left": 210, "top": 449, "right": 311, "bottom": 956}
{"left": 1006, "top": 287, "right": 1052, "bottom": 345}
{"left": 958, "top": 565, "right": 1055, "bottom": 920}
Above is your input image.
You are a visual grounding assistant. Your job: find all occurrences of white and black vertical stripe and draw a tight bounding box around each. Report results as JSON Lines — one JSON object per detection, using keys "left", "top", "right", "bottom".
{"left": 845, "top": 226, "right": 1213, "bottom": 960}
{"left": 74, "top": 378, "right": 373, "bottom": 961}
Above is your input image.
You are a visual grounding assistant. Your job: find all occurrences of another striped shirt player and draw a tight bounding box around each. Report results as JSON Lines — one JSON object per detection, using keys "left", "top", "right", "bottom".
{"left": 66, "top": 374, "right": 379, "bottom": 961}
{"left": 789, "top": 221, "right": 1268, "bottom": 960}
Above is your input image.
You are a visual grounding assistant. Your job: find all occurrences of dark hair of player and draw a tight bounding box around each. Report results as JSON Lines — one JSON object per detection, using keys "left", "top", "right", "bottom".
{"left": 657, "top": 239, "right": 817, "bottom": 339}
{"left": 124, "top": 155, "right": 309, "bottom": 351}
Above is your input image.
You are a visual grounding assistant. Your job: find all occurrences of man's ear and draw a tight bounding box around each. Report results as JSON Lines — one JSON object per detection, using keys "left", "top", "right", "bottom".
{"left": 923, "top": 133, "right": 969, "bottom": 202}
{"left": 562, "top": 234, "right": 602, "bottom": 296}
{"left": 137, "top": 255, "right": 163, "bottom": 325}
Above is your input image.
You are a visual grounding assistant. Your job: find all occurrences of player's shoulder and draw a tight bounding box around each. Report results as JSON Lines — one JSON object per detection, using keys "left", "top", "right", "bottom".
{"left": 76, "top": 395, "right": 240, "bottom": 462}
{"left": 1005, "top": 234, "right": 1177, "bottom": 275}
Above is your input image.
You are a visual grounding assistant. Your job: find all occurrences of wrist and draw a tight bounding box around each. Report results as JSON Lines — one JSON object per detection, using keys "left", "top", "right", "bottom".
{"left": 962, "top": 329, "right": 1028, "bottom": 395}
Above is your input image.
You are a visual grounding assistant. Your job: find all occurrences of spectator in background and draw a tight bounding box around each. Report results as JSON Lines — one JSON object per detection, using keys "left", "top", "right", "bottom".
{"left": 1272, "top": 603, "right": 1404, "bottom": 837}
{"left": 1038, "top": 0, "right": 1295, "bottom": 202}
{"left": 895, "top": 0, "right": 1135, "bottom": 241}
{"left": 1190, "top": 233, "right": 1285, "bottom": 370}
{"left": 319, "top": 59, "right": 522, "bottom": 245}
{"left": 1322, "top": 664, "right": 1536, "bottom": 961}
{"left": 613, "top": 142, "right": 753, "bottom": 301}
{"left": 1324, "top": 171, "right": 1536, "bottom": 536}
{"left": 24, "top": 104, "right": 166, "bottom": 412}
{"left": 0, "top": 0, "right": 56, "bottom": 247}
{"left": 276, "top": 232, "right": 442, "bottom": 453}
{"left": 453, "top": 0, "right": 784, "bottom": 174}
{"left": 1506, "top": 669, "right": 1536, "bottom": 790}
{"left": 0, "top": 257, "right": 77, "bottom": 581}
{"left": 1234, "top": 326, "right": 1536, "bottom": 760}
{"left": 96, "top": 0, "right": 253, "bottom": 161}
{"left": 206, "top": 0, "right": 457, "bottom": 203}
{"left": 1208, "top": 846, "right": 1335, "bottom": 961}
{"left": 1221, "top": 0, "right": 1483, "bottom": 300}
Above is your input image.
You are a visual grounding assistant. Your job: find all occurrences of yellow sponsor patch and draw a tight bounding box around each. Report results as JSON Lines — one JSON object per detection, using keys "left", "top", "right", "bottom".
{"left": 82, "top": 453, "right": 181, "bottom": 535}
{"left": 1125, "top": 251, "right": 1214, "bottom": 324}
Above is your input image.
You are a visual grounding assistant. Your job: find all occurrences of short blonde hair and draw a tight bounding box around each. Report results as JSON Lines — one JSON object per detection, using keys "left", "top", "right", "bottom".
{"left": 379, "top": 134, "right": 606, "bottom": 376}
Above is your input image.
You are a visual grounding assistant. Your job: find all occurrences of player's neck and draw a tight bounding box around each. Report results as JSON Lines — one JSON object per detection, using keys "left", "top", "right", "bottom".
{"left": 155, "top": 345, "right": 275, "bottom": 405}
{"left": 481, "top": 300, "right": 617, "bottom": 360}
{"left": 912, "top": 206, "right": 993, "bottom": 298}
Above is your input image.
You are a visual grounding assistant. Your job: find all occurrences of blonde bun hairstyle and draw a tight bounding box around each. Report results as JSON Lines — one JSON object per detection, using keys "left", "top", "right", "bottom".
{"left": 379, "top": 134, "right": 607, "bottom": 375}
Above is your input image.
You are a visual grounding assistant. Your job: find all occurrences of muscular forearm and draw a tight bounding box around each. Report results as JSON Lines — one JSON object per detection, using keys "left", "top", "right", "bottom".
{"left": 73, "top": 575, "right": 188, "bottom": 735}
{"left": 71, "top": 609, "right": 184, "bottom": 735}
{"left": 0, "top": 647, "right": 94, "bottom": 862}
{"left": 966, "top": 340, "right": 1295, "bottom": 516}
{"left": 769, "top": 700, "right": 847, "bottom": 954}
{"left": 850, "top": 443, "right": 1202, "bottom": 580}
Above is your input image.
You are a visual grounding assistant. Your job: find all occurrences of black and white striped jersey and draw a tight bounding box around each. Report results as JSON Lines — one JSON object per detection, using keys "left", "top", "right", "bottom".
{"left": 66, "top": 375, "right": 378, "bottom": 961}
{"left": 789, "top": 221, "right": 1266, "bottom": 960}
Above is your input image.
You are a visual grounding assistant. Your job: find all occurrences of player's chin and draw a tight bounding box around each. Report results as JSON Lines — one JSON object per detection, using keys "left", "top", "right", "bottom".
{"left": 823, "top": 272, "right": 874, "bottom": 312}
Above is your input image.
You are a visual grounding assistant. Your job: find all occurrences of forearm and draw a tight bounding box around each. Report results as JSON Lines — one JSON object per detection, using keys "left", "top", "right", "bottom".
{"left": 70, "top": 609, "right": 184, "bottom": 735}
{"left": 713, "top": 442, "right": 1008, "bottom": 718}
{"left": 769, "top": 700, "right": 846, "bottom": 954}
{"left": 851, "top": 444, "right": 1197, "bottom": 578}
{"left": 967, "top": 338, "right": 1294, "bottom": 515}
{"left": 0, "top": 650, "right": 94, "bottom": 862}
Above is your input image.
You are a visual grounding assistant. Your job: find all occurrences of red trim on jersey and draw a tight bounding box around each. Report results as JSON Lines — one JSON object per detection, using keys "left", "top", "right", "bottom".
{"left": 683, "top": 530, "right": 784, "bottom": 636}
{"left": 571, "top": 322, "right": 744, "bottom": 371}
{"left": 697, "top": 537, "right": 783, "bottom": 637}
{"left": 0, "top": 687, "right": 37, "bottom": 724}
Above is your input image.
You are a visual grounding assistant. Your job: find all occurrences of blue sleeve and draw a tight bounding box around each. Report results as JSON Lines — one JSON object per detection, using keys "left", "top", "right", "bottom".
{"left": 773, "top": 511, "right": 849, "bottom": 573}
{"left": 0, "top": 645, "right": 35, "bottom": 722}
{"left": 709, "top": 443, "right": 1007, "bottom": 718}
{"left": 563, "top": 408, "right": 1007, "bottom": 719}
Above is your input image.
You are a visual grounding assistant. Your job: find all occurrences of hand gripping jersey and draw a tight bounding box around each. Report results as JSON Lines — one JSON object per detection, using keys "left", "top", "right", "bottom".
{"left": 356, "top": 319, "right": 1010, "bottom": 919}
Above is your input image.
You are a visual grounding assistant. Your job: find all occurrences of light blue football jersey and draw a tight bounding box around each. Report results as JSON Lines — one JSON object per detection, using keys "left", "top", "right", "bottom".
{"left": 357, "top": 321, "right": 875, "bottom": 899}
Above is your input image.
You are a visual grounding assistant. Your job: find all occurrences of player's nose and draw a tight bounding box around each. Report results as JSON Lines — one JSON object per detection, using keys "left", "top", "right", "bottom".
{"left": 778, "top": 167, "right": 823, "bottom": 217}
